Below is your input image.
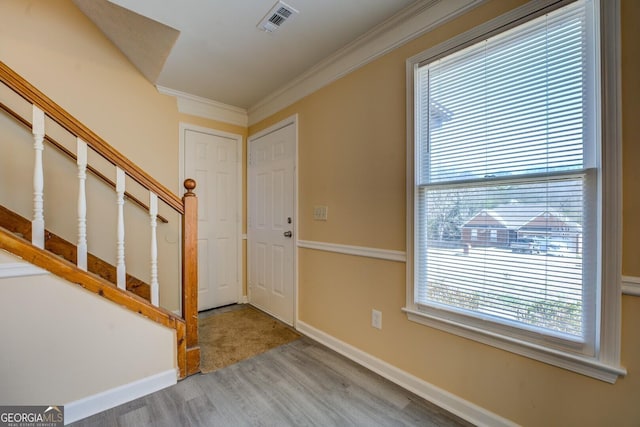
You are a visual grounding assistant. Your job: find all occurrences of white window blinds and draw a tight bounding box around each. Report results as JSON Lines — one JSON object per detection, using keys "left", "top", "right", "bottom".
{"left": 414, "top": 0, "right": 596, "bottom": 345}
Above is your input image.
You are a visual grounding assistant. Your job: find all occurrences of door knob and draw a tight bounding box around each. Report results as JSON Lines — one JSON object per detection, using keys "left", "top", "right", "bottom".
{"left": 283, "top": 231, "right": 292, "bottom": 238}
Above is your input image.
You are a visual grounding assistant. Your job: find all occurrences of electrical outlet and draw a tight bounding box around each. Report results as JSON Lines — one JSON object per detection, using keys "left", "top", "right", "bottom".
{"left": 372, "top": 309, "right": 382, "bottom": 330}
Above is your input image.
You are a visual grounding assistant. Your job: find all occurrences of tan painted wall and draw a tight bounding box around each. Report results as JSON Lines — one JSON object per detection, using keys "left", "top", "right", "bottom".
{"left": 0, "top": 250, "right": 175, "bottom": 404}
{"left": 0, "top": 1, "right": 253, "bottom": 310}
{"left": 250, "top": 0, "right": 640, "bottom": 425}
{"left": 0, "top": 0, "right": 185, "bottom": 310}
{"left": 1, "top": 0, "right": 637, "bottom": 423}
{"left": 0, "top": 1, "right": 180, "bottom": 190}
{"left": 621, "top": 0, "right": 640, "bottom": 274}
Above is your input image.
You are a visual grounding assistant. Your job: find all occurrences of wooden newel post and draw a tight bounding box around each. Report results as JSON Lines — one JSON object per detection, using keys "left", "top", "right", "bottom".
{"left": 181, "top": 178, "right": 200, "bottom": 376}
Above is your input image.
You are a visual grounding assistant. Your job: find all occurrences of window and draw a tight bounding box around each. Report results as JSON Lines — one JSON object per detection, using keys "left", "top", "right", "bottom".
{"left": 405, "top": 0, "right": 625, "bottom": 382}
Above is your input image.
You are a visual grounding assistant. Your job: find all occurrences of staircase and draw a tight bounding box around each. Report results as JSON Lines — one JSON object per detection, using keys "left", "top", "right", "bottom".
{"left": 0, "top": 61, "right": 200, "bottom": 379}
{"left": 0, "top": 205, "right": 152, "bottom": 300}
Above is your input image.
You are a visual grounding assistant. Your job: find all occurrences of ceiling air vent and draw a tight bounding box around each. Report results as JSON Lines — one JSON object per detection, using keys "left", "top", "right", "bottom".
{"left": 257, "top": 1, "right": 299, "bottom": 33}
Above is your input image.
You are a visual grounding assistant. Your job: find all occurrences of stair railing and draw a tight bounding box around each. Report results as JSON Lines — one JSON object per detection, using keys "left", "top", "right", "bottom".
{"left": 0, "top": 61, "right": 199, "bottom": 377}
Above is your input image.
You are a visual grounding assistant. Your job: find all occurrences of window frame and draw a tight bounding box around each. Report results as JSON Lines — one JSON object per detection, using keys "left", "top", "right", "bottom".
{"left": 404, "top": 0, "right": 625, "bottom": 383}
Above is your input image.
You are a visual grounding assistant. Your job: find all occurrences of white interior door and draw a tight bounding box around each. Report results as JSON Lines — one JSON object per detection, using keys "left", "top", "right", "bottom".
{"left": 248, "top": 122, "right": 295, "bottom": 325}
{"left": 184, "top": 128, "right": 240, "bottom": 311}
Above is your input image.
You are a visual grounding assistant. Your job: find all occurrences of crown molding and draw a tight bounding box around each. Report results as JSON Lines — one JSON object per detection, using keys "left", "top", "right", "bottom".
{"left": 156, "top": 0, "right": 485, "bottom": 128}
{"left": 156, "top": 86, "right": 248, "bottom": 127}
{"left": 247, "top": 0, "right": 485, "bottom": 126}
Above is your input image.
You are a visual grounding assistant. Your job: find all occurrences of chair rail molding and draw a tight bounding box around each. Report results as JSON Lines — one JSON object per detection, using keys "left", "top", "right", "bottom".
{"left": 297, "top": 240, "right": 406, "bottom": 262}
{"left": 622, "top": 276, "right": 640, "bottom": 296}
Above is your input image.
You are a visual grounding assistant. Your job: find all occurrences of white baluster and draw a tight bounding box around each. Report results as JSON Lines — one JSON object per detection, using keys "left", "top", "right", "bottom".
{"left": 31, "top": 106, "right": 45, "bottom": 249}
{"left": 76, "top": 139, "right": 88, "bottom": 271}
{"left": 116, "top": 168, "right": 126, "bottom": 290}
{"left": 149, "top": 192, "right": 159, "bottom": 306}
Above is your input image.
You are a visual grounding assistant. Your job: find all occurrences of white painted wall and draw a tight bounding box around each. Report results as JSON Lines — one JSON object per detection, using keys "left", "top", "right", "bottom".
{"left": 0, "top": 250, "right": 176, "bottom": 407}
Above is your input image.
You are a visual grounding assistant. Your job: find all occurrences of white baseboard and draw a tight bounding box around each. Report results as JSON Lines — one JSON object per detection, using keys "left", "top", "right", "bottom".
{"left": 64, "top": 369, "right": 177, "bottom": 424}
{"left": 296, "top": 321, "right": 518, "bottom": 427}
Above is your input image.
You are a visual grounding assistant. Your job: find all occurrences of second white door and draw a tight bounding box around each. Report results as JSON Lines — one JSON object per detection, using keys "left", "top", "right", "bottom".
{"left": 248, "top": 122, "right": 295, "bottom": 325}
{"left": 184, "top": 128, "right": 240, "bottom": 311}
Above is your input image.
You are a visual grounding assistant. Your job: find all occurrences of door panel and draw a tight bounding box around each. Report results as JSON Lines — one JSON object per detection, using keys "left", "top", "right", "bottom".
{"left": 184, "top": 129, "right": 239, "bottom": 311}
{"left": 248, "top": 123, "right": 295, "bottom": 325}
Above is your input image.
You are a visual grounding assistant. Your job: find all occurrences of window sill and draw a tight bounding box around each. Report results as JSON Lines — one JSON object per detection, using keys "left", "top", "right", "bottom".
{"left": 402, "top": 307, "right": 626, "bottom": 383}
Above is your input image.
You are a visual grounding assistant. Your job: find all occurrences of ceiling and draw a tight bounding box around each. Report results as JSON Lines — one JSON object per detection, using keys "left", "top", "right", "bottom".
{"left": 73, "top": 0, "right": 417, "bottom": 110}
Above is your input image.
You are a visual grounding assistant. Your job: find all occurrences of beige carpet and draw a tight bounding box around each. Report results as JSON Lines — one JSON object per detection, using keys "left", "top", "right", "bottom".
{"left": 199, "top": 306, "right": 301, "bottom": 373}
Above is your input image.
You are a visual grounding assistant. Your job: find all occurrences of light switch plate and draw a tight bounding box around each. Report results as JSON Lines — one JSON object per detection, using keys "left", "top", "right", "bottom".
{"left": 313, "top": 205, "right": 328, "bottom": 221}
{"left": 372, "top": 309, "right": 382, "bottom": 330}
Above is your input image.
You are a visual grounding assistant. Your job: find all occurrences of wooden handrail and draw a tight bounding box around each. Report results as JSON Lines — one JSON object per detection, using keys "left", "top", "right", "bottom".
{"left": 0, "top": 61, "right": 183, "bottom": 214}
{"left": 0, "top": 101, "right": 169, "bottom": 223}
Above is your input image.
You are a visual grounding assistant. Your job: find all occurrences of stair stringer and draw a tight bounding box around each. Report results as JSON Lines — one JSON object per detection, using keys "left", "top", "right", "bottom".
{"left": 0, "top": 227, "right": 187, "bottom": 378}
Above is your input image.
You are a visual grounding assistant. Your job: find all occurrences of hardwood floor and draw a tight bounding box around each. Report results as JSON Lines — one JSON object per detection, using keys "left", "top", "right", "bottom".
{"left": 71, "top": 337, "right": 473, "bottom": 426}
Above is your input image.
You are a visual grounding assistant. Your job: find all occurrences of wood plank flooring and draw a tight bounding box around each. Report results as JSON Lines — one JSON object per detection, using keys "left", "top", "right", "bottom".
{"left": 71, "top": 337, "right": 473, "bottom": 426}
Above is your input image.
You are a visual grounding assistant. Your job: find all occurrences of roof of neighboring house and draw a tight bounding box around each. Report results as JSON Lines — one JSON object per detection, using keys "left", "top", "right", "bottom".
{"left": 462, "top": 203, "right": 581, "bottom": 231}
